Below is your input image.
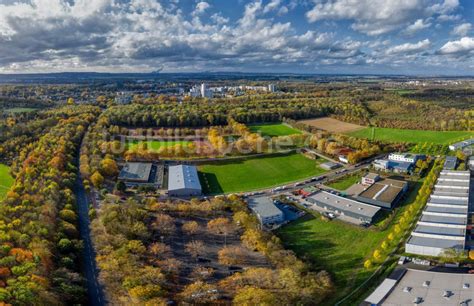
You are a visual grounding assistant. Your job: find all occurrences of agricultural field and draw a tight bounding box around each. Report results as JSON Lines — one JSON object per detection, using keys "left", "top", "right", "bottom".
{"left": 347, "top": 127, "right": 474, "bottom": 144}
{"left": 297, "top": 117, "right": 364, "bottom": 133}
{"left": 326, "top": 172, "right": 363, "bottom": 191}
{"left": 0, "top": 164, "right": 14, "bottom": 200}
{"left": 248, "top": 123, "right": 302, "bottom": 137}
{"left": 198, "top": 152, "right": 327, "bottom": 194}
{"left": 126, "top": 139, "right": 193, "bottom": 151}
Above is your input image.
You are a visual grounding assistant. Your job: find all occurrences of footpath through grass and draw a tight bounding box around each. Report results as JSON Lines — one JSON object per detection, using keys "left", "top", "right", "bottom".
{"left": 347, "top": 127, "right": 474, "bottom": 144}
{"left": 0, "top": 164, "right": 14, "bottom": 200}
{"left": 198, "top": 152, "right": 326, "bottom": 194}
{"left": 277, "top": 179, "right": 423, "bottom": 304}
{"left": 248, "top": 123, "right": 302, "bottom": 137}
{"left": 127, "top": 139, "right": 193, "bottom": 151}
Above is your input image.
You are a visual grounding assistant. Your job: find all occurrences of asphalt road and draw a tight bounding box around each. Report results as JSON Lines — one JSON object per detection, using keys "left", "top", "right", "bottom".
{"left": 75, "top": 171, "right": 106, "bottom": 306}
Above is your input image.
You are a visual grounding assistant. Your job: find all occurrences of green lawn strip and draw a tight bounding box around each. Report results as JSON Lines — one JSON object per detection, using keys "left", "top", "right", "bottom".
{"left": 248, "top": 123, "right": 302, "bottom": 137}
{"left": 3, "top": 107, "right": 39, "bottom": 113}
{"left": 198, "top": 152, "right": 326, "bottom": 194}
{"left": 347, "top": 127, "right": 474, "bottom": 144}
{"left": 276, "top": 179, "right": 423, "bottom": 304}
{"left": 126, "top": 139, "right": 193, "bottom": 151}
{"left": 326, "top": 172, "right": 363, "bottom": 191}
{"left": 0, "top": 164, "right": 14, "bottom": 200}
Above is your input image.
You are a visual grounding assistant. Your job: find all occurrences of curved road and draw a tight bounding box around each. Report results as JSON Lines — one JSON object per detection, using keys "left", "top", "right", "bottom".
{"left": 75, "top": 169, "right": 106, "bottom": 306}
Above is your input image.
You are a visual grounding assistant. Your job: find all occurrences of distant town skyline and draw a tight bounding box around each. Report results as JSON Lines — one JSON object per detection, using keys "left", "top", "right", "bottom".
{"left": 0, "top": 0, "right": 473, "bottom": 75}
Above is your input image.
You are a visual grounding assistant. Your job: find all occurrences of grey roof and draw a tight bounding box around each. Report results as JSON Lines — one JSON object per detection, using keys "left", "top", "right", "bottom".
{"left": 247, "top": 197, "right": 283, "bottom": 219}
{"left": 364, "top": 172, "right": 380, "bottom": 180}
{"left": 380, "top": 269, "right": 474, "bottom": 306}
{"left": 449, "top": 138, "right": 474, "bottom": 150}
{"left": 308, "top": 191, "right": 380, "bottom": 218}
{"left": 364, "top": 278, "right": 397, "bottom": 305}
{"left": 420, "top": 214, "right": 467, "bottom": 225}
{"left": 424, "top": 205, "right": 467, "bottom": 215}
{"left": 118, "top": 162, "right": 152, "bottom": 182}
{"left": 414, "top": 225, "right": 465, "bottom": 237}
{"left": 443, "top": 156, "right": 457, "bottom": 170}
{"left": 428, "top": 196, "right": 468, "bottom": 205}
{"left": 168, "top": 165, "right": 202, "bottom": 191}
{"left": 432, "top": 187, "right": 469, "bottom": 197}
{"left": 406, "top": 236, "right": 465, "bottom": 249}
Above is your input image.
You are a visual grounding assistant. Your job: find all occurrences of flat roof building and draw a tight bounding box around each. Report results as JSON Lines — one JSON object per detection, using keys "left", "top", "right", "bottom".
{"left": 307, "top": 191, "right": 381, "bottom": 224}
{"left": 320, "top": 161, "right": 341, "bottom": 170}
{"left": 168, "top": 165, "right": 202, "bottom": 197}
{"left": 365, "top": 269, "right": 474, "bottom": 306}
{"left": 357, "top": 178, "right": 408, "bottom": 209}
{"left": 405, "top": 170, "right": 471, "bottom": 257}
{"left": 444, "top": 156, "right": 458, "bottom": 170}
{"left": 247, "top": 197, "right": 284, "bottom": 225}
{"left": 118, "top": 162, "right": 164, "bottom": 187}
{"left": 449, "top": 138, "right": 474, "bottom": 151}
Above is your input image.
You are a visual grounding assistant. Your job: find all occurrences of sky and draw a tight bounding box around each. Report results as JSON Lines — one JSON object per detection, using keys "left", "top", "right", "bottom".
{"left": 0, "top": 0, "right": 473, "bottom": 75}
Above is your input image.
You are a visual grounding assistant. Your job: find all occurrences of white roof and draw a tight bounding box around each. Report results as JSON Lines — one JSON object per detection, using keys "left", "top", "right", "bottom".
{"left": 168, "top": 165, "right": 202, "bottom": 191}
{"left": 365, "top": 278, "right": 397, "bottom": 305}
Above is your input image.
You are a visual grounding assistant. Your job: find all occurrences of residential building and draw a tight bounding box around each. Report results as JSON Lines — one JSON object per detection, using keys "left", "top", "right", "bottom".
{"left": 268, "top": 84, "right": 276, "bottom": 92}
{"left": 307, "top": 191, "right": 381, "bottom": 224}
{"left": 405, "top": 170, "right": 470, "bottom": 257}
{"left": 168, "top": 165, "right": 202, "bottom": 197}
{"left": 247, "top": 197, "right": 284, "bottom": 225}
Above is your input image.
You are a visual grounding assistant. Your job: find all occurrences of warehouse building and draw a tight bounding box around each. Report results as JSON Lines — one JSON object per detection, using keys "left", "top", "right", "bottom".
{"left": 449, "top": 138, "right": 474, "bottom": 151}
{"left": 357, "top": 178, "right": 408, "bottom": 209}
{"left": 320, "top": 161, "right": 341, "bottom": 170}
{"left": 364, "top": 269, "right": 474, "bottom": 306}
{"left": 307, "top": 191, "right": 381, "bottom": 224}
{"left": 167, "top": 165, "right": 202, "bottom": 197}
{"left": 118, "top": 162, "right": 164, "bottom": 187}
{"left": 444, "top": 156, "right": 458, "bottom": 170}
{"left": 373, "top": 153, "right": 425, "bottom": 174}
{"left": 405, "top": 170, "right": 470, "bottom": 257}
{"left": 247, "top": 197, "right": 284, "bottom": 225}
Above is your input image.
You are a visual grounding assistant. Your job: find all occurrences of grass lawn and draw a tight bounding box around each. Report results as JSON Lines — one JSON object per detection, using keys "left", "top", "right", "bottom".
{"left": 126, "top": 139, "right": 193, "bottom": 151}
{"left": 277, "top": 179, "right": 423, "bottom": 304}
{"left": 198, "top": 152, "right": 326, "bottom": 194}
{"left": 326, "top": 172, "right": 363, "bottom": 191}
{"left": 4, "top": 107, "right": 38, "bottom": 113}
{"left": 0, "top": 164, "right": 14, "bottom": 200}
{"left": 248, "top": 123, "right": 302, "bottom": 137}
{"left": 347, "top": 127, "right": 474, "bottom": 144}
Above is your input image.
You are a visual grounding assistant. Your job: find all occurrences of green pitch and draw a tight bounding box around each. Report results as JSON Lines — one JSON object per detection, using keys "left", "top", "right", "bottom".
{"left": 248, "top": 123, "right": 302, "bottom": 137}
{"left": 198, "top": 152, "right": 326, "bottom": 194}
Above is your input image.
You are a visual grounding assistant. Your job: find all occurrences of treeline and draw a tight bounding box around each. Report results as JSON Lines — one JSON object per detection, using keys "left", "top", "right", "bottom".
{"left": 102, "top": 97, "right": 369, "bottom": 127}
{"left": 0, "top": 106, "right": 99, "bottom": 305}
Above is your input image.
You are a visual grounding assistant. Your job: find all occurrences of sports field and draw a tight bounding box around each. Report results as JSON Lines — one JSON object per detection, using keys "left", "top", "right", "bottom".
{"left": 248, "top": 123, "right": 302, "bottom": 137}
{"left": 347, "top": 127, "right": 474, "bottom": 144}
{"left": 126, "top": 139, "right": 193, "bottom": 151}
{"left": 198, "top": 152, "right": 326, "bottom": 194}
{"left": 0, "top": 164, "right": 14, "bottom": 200}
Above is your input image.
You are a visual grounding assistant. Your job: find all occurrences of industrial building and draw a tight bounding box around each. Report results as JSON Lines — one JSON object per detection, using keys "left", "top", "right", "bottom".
{"left": 405, "top": 170, "right": 471, "bottom": 257}
{"left": 307, "top": 191, "right": 381, "bottom": 224}
{"left": 247, "top": 197, "right": 284, "bottom": 225}
{"left": 167, "top": 165, "right": 202, "bottom": 197}
{"left": 118, "top": 162, "right": 164, "bottom": 187}
{"left": 362, "top": 173, "right": 380, "bottom": 186}
{"left": 320, "top": 161, "right": 341, "bottom": 170}
{"left": 444, "top": 156, "right": 458, "bottom": 170}
{"left": 357, "top": 178, "right": 408, "bottom": 209}
{"left": 449, "top": 138, "right": 474, "bottom": 151}
{"left": 373, "top": 153, "right": 425, "bottom": 174}
{"left": 364, "top": 269, "right": 474, "bottom": 306}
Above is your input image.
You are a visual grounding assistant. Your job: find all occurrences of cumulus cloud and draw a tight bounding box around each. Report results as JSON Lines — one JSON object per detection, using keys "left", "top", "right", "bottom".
{"left": 306, "top": 0, "right": 460, "bottom": 36}
{"left": 439, "top": 37, "right": 474, "bottom": 55}
{"left": 194, "top": 2, "right": 210, "bottom": 15}
{"left": 385, "top": 39, "right": 431, "bottom": 54}
{"left": 404, "top": 19, "right": 432, "bottom": 35}
{"left": 451, "top": 23, "right": 472, "bottom": 36}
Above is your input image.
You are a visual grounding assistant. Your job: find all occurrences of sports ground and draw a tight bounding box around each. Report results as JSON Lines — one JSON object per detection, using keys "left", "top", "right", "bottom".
{"left": 248, "top": 123, "right": 302, "bottom": 137}
{"left": 198, "top": 152, "right": 326, "bottom": 194}
{"left": 126, "top": 139, "right": 193, "bottom": 151}
{"left": 0, "top": 164, "right": 14, "bottom": 200}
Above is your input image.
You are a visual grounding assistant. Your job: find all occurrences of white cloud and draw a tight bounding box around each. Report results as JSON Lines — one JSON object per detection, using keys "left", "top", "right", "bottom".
{"left": 404, "top": 19, "right": 431, "bottom": 35}
{"left": 263, "top": 0, "right": 281, "bottom": 14}
{"left": 194, "top": 1, "right": 210, "bottom": 15}
{"left": 385, "top": 39, "right": 431, "bottom": 54}
{"left": 439, "top": 37, "right": 474, "bottom": 55}
{"left": 451, "top": 23, "right": 472, "bottom": 36}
